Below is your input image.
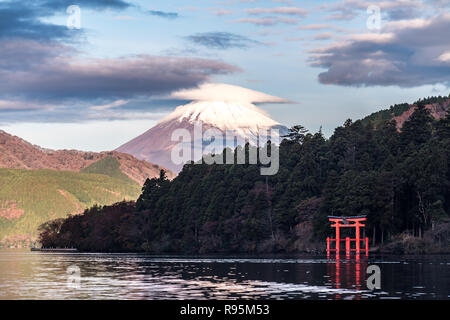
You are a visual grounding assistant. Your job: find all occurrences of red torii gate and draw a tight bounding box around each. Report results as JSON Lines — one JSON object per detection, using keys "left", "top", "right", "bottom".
{"left": 326, "top": 215, "right": 369, "bottom": 256}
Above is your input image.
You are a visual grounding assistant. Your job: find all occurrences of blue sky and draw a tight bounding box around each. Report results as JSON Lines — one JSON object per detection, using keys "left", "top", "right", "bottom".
{"left": 1, "top": 0, "right": 449, "bottom": 151}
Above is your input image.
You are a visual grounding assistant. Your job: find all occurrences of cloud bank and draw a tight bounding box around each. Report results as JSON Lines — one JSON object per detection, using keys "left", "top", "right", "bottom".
{"left": 0, "top": 40, "right": 240, "bottom": 102}
{"left": 309, "top": 13, "right": 450, "bottom": 87}
{"left": 0, "top": 1, "right": 243, "bottom": 123}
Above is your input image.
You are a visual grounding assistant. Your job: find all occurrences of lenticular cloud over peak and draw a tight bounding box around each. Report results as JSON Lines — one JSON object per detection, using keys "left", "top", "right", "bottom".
{"left": 117, "top": 83, "right": 289, "bottom": 173}
{"left": 170, "top": 83, "right": 291, "bottom": 104}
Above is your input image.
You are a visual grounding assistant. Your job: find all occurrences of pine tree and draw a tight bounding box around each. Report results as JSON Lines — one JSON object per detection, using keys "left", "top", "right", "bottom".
{"left": 282, "top": 125, "right": 309, "bottom": 143}
{"left": 401, "top": 103, "right": 433, "bottom": 147}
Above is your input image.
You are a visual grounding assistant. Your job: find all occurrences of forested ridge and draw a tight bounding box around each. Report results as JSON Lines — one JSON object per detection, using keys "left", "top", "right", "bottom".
{"left": 40, "top": 98, "right": 450, "bottom": 253}
{"left": 0, "top": 160, "right": 141, "bottom": 248}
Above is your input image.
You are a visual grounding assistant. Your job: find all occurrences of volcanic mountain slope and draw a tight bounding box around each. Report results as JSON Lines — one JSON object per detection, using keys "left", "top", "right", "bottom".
{"left": 361, "top": 96, "right": 450, "bottom": 129}
{"left": 0, "top": 130, "right": 175, "bottom": 184}
{"left": 116, "top": 95, "right": 287, "bottom": 172}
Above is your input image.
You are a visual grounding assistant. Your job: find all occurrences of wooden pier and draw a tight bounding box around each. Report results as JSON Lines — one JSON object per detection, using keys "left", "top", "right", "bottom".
{"left": 30, "top": 248, "right": 78, "bottom": 253}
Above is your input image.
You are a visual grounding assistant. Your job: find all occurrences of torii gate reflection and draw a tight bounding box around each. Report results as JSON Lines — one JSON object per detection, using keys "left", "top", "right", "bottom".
{"left": 326, "top": 216, "right": 369, "bottom": 298}
{"left": 326, "top": 253, "right": 368, "bottom": 299}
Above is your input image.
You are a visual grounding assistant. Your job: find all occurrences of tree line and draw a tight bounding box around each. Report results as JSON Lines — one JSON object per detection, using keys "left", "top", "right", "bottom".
{"left": 39, "top": 101, "right": 450, "bottom": 253}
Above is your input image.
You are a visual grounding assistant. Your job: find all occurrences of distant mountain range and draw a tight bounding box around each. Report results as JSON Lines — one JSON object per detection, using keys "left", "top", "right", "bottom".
{"left": 117, "top": 100, "right": 289, "bottom": 173}
{"left": 0, "top": 130, "right": 175, "bottom": 184}
{"left": 0, "top": 130, "right": 174, "bottom": 247}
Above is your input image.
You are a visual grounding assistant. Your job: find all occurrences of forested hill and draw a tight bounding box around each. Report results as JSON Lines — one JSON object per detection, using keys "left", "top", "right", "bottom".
{"left": 40, "top": 99, "right": 450, "bottom": 253}
{"left": 360, "top": 95, "right": 450, "bottom": 129}
{"left": 0, "top": 128, "right": 175, "bottom": 247}
{"left": 0, "top": 165, "right": 141, "bottom": 247}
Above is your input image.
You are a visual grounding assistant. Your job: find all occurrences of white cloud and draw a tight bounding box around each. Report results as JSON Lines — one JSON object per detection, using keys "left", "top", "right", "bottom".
{"left": 91, "top": 99, "right": 129, "bottom": 111}
{"left": 234, "top": 16, "right": 300, "bottom": 26}
{"left": 437, "top": 52, "right": 450, "bottom": 62}
{"left": 246, "top": 7, "right": 308, "bottom": 16}
{"left": 169, "top": 83, "right": 291, "bottom": 104}
{"left": 349, "top": 32, "right": 395, "bottom": 43}
{"left": 298, "top": 24, "right": 332, "bottom": 30}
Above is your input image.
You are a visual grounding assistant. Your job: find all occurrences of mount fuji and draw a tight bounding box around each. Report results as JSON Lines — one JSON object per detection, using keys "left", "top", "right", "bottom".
{"left": 116, "top": 84, "right": 290, "bottom": 173}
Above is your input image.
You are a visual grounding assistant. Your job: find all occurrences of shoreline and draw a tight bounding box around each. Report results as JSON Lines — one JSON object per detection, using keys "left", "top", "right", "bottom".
{"left": 19, "top": 248, "right": 450, "bottom": 255}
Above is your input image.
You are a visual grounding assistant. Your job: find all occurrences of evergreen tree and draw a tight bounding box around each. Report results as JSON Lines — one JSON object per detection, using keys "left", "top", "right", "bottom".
{"left": 282, "top": 125, "right": 309, "bottom": 143}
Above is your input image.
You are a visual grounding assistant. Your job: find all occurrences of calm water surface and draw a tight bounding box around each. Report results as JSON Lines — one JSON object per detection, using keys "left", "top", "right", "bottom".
{"left": 0, "top": 250, "right": 448, "bottom": 300}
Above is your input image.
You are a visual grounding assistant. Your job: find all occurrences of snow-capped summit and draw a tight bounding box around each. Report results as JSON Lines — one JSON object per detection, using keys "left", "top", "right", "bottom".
{"left": 116, "top": 84, "right": 289, "bottom": 173}
{"left": 161, "top": 100, "right": 280, "bottom": 133}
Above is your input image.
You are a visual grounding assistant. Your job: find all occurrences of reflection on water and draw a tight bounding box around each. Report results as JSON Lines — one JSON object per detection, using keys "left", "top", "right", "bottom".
{"left": 0, "top": 250, "right": 448, "bottom": 300}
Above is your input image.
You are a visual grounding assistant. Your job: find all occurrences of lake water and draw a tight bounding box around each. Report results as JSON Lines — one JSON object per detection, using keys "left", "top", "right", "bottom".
{"left": 0, "top": 250, "right": 448, "bottom": 300}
